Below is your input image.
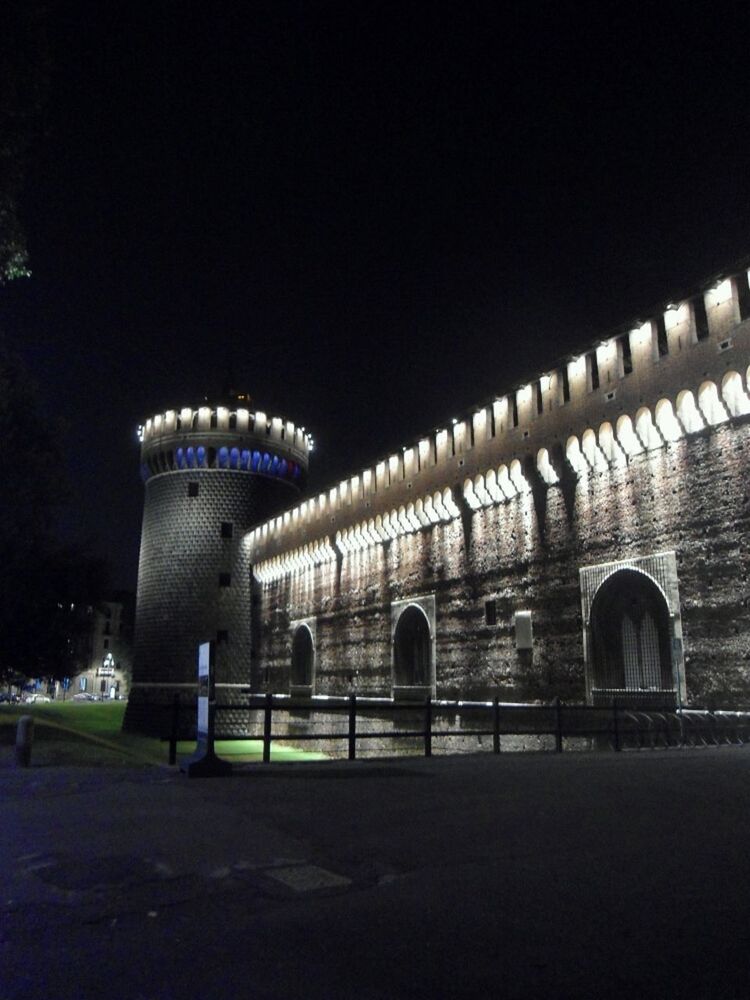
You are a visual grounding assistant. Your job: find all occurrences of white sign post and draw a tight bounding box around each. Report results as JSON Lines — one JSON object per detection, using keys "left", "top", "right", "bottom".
{"left": 181, "top": 640, "right": 232, "bottom": 778}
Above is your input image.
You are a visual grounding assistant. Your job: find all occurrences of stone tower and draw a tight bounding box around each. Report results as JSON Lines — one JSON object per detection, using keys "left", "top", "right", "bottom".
{"left": 124, "top": 394, "right": 310, "bottom": 733}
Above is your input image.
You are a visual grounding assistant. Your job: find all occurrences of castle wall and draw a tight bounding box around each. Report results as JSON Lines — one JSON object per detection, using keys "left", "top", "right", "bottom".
{"left": 249, "top": 270, "right": 750, "bottom": 708}
{"left": 248, "top": 275, "right": 750, "bottom": 566}
{"left": 254, "top": 417, "right": 750, "bottom": 706}
{"left": 129, "top": 267, "right": 750, "bottom": 737}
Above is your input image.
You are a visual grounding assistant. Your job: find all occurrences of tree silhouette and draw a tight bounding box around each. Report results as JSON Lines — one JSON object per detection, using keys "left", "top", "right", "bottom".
{"left": 0, "top": 338, "right": 109, "bottom": 685}
{"left": 0, "top": 1, "right": 49, "bottom": 283}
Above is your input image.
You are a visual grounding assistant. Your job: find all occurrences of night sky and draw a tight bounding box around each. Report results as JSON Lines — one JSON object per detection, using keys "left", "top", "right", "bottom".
{"left": 3, "top": 1, "right": 750, "bottom": 589}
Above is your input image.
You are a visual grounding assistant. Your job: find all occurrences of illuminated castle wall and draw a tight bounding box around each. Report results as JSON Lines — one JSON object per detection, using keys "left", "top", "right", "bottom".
{"left": 247, "top": 266, "right": 750, "bottom": 708}
{"left": 130, "top": 263, "right": 750, "bottom": 732}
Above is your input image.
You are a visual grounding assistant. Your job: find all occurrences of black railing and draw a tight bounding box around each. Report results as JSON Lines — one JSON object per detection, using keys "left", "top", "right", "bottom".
{"left": 163, "top": 693, "right": 750, "bottom": 765}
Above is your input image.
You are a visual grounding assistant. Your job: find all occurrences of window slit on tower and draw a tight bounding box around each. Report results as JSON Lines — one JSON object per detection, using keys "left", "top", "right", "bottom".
{"left": 511, "top": 395, "right": 519, "bottom": 428}
{"left": 535, "top": 381, "right": 543, "bottom": 415}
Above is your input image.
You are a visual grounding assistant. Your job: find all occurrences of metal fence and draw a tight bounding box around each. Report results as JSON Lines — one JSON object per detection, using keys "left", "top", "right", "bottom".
{"left": 163, "top": 693, "right": 750, "bottom": 765}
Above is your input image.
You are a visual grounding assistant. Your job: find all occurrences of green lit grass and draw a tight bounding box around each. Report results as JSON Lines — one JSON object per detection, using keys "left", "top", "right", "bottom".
{"left": 175, "top": 739, "right": 327, "bottom": 763}
{"left": 0, "top": 702, "right": 326, "bottom": 767}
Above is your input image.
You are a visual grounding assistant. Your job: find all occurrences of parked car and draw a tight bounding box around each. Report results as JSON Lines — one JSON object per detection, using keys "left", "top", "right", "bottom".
{"left": 24, "top": 693, "right": 51, "bottom": 704}
{"left": 72, "top": 692, "right": 98, "bottom": 702}
{"left": 0, "top": 692, "right": 20, "bottom": 703}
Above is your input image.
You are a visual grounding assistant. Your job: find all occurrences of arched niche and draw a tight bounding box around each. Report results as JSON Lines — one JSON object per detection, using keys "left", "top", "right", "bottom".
{"left": 289, "top": 619, "right": 316, "bottom": 695}
{"left": 579, "top": 552, "right": 683, "bottom": 707}
{"left": 391, "top": 595, "right": 436, "bottom": 700}
{"left": 590, "top": 569, "right": 671, "bottom": 692}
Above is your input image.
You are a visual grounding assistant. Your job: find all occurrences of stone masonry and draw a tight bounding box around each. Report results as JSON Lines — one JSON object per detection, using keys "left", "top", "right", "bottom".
{"left": 129, "top": 263, "right": 750, "bottom": 736}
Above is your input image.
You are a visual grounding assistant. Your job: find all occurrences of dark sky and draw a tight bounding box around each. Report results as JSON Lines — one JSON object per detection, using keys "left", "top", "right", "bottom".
{"left": 3, "top": 1, "right": 750, "bottom": 589}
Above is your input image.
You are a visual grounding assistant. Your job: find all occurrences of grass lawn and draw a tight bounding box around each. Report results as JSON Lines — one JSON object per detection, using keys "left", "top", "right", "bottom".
{"left": 0, "top": 701, "right": 326, "bottom": 767}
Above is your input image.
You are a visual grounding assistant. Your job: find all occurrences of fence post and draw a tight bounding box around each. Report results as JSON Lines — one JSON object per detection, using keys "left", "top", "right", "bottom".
{"left": 612, "top": 698, "right": 620, "bottom": 752}
{"left": 554, "top": 697, "right": 563, "bottom": 753}
{"left": 424, "top": 697, "right": 432, "bottom": 758}
{"left": 15, "top": 716, "right": 34, "bottom": 768}
{"left": 263, "top": 692, "right": 273, "bottom": 763}
{"left": 169, "top": 693, "right": 180, "bottom": 765}
{"left": 493, "top": 695, "right": 501, "bottom": 754}
{"left": 348, "top": 693, "right": 357, "bottom": 761}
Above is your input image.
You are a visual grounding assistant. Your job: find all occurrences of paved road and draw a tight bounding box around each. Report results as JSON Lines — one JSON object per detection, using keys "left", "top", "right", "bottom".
{"left": 2, "top": 746, "right": 749, "bottom": 999}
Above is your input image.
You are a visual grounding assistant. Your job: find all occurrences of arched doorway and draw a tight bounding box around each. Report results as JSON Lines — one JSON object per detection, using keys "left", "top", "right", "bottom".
{"left": 393, "top": 604, "right": 432, "bottom": 691}
{"left": 590, "top": 569, "right": 673, "bottom": 699}
{"left": 290, "top": 624, "right": 314, "bottom": 691}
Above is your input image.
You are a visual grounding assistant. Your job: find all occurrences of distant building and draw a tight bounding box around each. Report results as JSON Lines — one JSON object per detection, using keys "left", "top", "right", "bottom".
{"left": 73, "top": 594, "right": 133, "bottom": 700}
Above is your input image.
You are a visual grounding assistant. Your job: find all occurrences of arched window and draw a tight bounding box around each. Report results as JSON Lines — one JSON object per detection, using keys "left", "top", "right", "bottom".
{"left": 590, "top": 569, "right": 673, "bottom": 699}
{"left": 291, "top": 625, "right": 314, "bottom": 691}
{"left": 393, "top": 605, "right": 432, "bottom": 691}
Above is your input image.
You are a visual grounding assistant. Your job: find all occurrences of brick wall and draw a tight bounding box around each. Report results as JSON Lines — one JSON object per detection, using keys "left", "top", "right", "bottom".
{"left": 124, "top": 469, "right": 297, "bottom": 733}
{"left": 256, "top": 418, "right": 750, "bottom": 707}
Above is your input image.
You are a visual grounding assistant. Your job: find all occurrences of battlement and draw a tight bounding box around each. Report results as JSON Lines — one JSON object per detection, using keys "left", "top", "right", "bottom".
{"left": 247, "top": 264, "right": 750, "bottom": 569}
{"left": 137, "top": 403, "right": 312, "bottom": 486}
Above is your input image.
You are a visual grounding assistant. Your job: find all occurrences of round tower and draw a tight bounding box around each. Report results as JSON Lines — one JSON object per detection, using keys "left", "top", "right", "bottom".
{"left": 124, "top": 395, "right": 311, "bottom": 734}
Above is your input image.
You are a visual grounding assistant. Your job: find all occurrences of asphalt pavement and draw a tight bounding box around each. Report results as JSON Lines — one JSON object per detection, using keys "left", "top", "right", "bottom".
{"left": 2, "top": 745, "right": 750, "bottom": 999}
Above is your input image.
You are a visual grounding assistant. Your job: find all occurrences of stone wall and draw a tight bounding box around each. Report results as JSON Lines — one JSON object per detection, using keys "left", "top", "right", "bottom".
{"left": 125, "top": 469, "right": 296, "bottom": 733}
{"left": 255, "top": 417, "right": 750, "bottom": 707}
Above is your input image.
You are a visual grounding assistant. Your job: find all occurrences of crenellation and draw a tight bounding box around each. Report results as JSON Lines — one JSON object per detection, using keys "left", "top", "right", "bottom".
{"left": 244, "top": 265, "right": 750, "bottom": 568}
{"left": 705, "top": 277, "right": 740, "bottom": 337}
{"left": 516, "top": 383, "right": 534, "bottom": 426}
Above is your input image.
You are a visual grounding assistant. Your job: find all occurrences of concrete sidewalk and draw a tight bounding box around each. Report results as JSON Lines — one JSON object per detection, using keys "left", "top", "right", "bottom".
{"left": 2, "top": 747, "right": 749, "bottom": 999}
